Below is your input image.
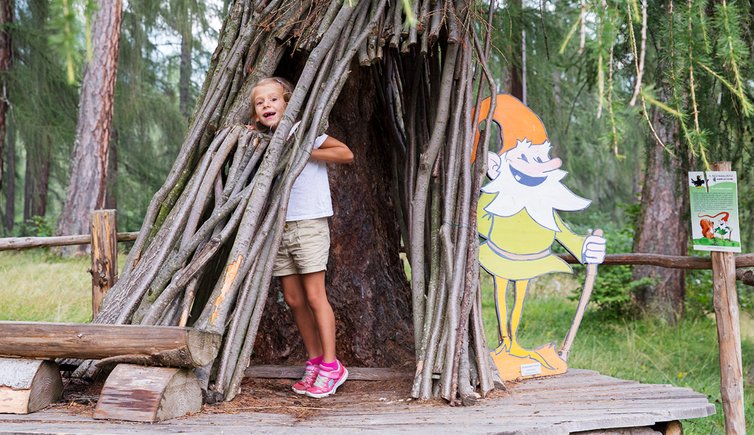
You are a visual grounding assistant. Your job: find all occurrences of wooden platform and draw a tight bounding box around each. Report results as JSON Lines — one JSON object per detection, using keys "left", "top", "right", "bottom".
{"left": 0, "top": 369, "right": 715, "bottom": 434}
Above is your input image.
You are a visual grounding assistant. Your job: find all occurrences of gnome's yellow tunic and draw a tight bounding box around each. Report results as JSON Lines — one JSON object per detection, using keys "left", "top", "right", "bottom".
{"left": 477, "top": 192, "right": 586, "bottom": 280}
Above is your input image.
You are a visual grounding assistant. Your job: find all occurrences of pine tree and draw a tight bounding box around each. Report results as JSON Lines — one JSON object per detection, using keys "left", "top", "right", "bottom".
{"left": 56, "top": 0, "right": 123, "bottom": 252}
{"left": 0, "top": 0, "right": 12, "bottom": 233}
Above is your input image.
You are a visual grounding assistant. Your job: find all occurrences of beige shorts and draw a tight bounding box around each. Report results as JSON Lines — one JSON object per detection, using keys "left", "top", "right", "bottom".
{"left": 273, "top": 218, "right": 330, "bottom": 277}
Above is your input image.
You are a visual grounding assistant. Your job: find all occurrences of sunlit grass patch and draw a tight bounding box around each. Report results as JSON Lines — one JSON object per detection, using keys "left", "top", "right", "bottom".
{"left": 0, "top": 251, "right": 92, "bottom": 323}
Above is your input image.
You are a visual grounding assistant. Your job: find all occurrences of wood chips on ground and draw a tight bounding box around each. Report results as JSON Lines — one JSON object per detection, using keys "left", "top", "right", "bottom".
{"left": 54, "top": 374, "right": 505, "bottom": 421}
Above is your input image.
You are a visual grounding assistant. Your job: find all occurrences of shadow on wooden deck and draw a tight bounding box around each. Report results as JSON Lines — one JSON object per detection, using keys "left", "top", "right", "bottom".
{"left": 0, "top": 369, "right": 714, "bottom": 434}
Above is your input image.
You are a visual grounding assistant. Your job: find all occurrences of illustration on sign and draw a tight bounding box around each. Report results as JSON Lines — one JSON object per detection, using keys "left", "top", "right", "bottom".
{"left": 689, "top": 171, "right": 741, "bottom": 252}
{"left": 475, "top": 94, "right": 606, "bottom": 381}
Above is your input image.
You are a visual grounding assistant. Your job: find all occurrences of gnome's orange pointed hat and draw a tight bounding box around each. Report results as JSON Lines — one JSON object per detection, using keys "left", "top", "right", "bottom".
{"left": 472, "top": 94, "right": 549, "bottom": 163}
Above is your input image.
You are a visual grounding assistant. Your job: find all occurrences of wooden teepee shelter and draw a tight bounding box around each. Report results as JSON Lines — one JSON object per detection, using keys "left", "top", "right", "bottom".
{"left": 89, "top": 0, "right": 498, "bottom": 405}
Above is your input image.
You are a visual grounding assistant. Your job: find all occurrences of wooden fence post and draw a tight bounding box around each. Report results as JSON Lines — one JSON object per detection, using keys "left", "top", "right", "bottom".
{"left": 91, "top": 210, "right": 118, "bottom": 318}
{"left": 710, "top": 161, "right": 745, "bottom": 434}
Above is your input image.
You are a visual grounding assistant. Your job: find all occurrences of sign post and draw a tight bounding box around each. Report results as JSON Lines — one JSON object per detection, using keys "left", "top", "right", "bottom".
{"left": 690, "top": 162, "right": 745, "bottom": 434}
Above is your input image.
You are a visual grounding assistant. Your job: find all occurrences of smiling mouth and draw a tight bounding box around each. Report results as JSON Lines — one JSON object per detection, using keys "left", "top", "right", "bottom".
{"left": 263, "top": 111, "right": 276, "bottom": 119}
{"left": 510, "top": 166, "right": 547, "bottom": 187}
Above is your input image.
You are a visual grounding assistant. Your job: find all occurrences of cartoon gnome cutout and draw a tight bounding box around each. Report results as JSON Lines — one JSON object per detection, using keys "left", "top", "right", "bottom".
{"left": 476, "top": 94, "right": 606, "bottom": 381}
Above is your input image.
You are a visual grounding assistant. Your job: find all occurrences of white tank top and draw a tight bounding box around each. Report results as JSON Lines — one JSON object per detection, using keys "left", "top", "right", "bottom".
{"left": 285, "top": 128, "right": 332, "bottom": 222}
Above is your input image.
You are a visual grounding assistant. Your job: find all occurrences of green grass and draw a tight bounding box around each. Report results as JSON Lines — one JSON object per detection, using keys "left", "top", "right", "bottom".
{"left": 482, "top": 274, "right": 754, "bottom": 434}
{"left": 2, "top": 251, "right": 752, "bottom": 433}
{"left": 0, "top": 251, "right": 92, "bottom": 322}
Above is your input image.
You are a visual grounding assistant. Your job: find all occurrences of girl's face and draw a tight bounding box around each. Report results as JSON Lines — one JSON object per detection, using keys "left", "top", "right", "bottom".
{"left": 253, "top": 83, "right": 288, "bottom": 129}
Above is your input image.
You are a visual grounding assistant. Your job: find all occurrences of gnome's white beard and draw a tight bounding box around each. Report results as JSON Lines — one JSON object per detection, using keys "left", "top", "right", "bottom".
{"left": 481, "top": 161, "right": 591, "bottom": 232}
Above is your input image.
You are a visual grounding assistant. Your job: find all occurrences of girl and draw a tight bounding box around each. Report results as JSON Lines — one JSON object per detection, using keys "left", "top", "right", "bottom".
{"left": 250, "top": 77, "right": 353, "bottom": 398}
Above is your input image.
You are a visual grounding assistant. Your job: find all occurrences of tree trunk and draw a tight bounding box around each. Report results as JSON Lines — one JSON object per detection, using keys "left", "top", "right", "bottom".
{"left": 509, "top": 0, "right": 524, "bottom": 101}
{"left": 22, "top": 136, "right": 50, "bottom": 222}
{"left": 0, "top": 0, "right": 10, "bottom": 200}
{"left": 56, "top": 0, "right": 122, "bottom": 250}
{"left": 2, "top": 126, "right": 13, "bottom": 232}
{"left": 252, "top": 64, "right": 414, "bottom": 367}
{"left": 632, "top": 105, "right": 688, "bottom": 323}
{"left": 178, "top": 5, "right": 192, "bottom": 120}
{"left": 106, "top": 129, "right": 118, "bottom": 210}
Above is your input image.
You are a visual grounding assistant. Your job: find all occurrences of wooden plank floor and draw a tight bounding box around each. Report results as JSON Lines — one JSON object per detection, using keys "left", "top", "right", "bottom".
{"left": 0, "top": 369, "right": 715, "bottom": 434}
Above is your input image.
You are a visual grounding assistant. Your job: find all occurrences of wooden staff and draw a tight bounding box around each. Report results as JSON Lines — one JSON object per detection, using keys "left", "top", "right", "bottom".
{"left": 559, "top": 229, "right": 603, "bottom": 362}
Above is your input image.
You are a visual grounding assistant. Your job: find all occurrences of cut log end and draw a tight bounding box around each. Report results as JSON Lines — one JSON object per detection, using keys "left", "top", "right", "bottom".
{"left": 0, "top": 358, "right": 63, "bottom": 414}
{"left": 94, "top": 364, "right": 202, "bottom": 422}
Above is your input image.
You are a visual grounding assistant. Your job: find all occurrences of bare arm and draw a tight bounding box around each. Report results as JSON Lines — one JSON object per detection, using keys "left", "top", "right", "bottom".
{"left": 311, "top": 135, "right": 353, "bottom": 164}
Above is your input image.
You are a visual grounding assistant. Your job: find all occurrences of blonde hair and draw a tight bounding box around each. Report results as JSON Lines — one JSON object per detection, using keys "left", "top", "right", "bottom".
{"left": 249, "top": 77, "right": 294, "bottom": 130}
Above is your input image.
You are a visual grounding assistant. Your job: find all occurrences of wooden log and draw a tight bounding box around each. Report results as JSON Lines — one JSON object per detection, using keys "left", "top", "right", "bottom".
{"left": 0, "top": 232, "right": 138, "bottom": 251}
{"left": 736, "top": 268, "right": 754, "bottom": 286}
{"left": 573, "top": 427, "right": 661, "bottom": 435}
{"left": 94, "top": 364, "right": 202, "bottom": 422}
{"left": 557, "top": 252, "right": 754, "bottom": 269}
{"left": 710, "top": 161, "right": 745, "bottom": 435}
{"left": 0, "top": 322, "right": 221, "bottom": 368}
{"left": 0, "top": 358, "right": 62, "bottom": 414}
{"left": 91, "top": 210, "right": 118, "bottom": 317}
{"left": 663, "top": 420, "right": 683, "bottom": 435}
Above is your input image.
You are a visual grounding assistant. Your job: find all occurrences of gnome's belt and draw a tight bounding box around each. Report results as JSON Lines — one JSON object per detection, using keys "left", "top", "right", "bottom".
{"left": 486, "top": 241, "right": 550, "bottom": 261}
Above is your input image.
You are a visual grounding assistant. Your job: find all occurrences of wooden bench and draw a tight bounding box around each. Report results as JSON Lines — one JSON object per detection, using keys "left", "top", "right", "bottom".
{"left": 0, "top": 322, "right": 220, "bottom": 422}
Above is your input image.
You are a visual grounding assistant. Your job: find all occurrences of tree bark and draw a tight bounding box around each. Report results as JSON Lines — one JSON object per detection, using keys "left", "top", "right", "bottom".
{"left": 106, "top": 130, "right": 117, "bottom": 210}
{"left": 179, "top": 3, "right": 193, "bottom": 120}
{"left": 2, "top": 125, "right": 12, "bottom": 232}
{"left": 22, "top": 137, "right": 49, "bottom": 222}
{"left": 632, "top": 104, "right": 688, "bottom": 323}
{"left": 19, "top": 2, "right": 51, "bottom": 229}
{"left": 508, "top": 0, "right": 524, "bottom": 101}
{"left": 0, "top": 0, "right": 11, "bottom": 201}
{"left": 56, "top": 0, "right": 123, "bottom": 251}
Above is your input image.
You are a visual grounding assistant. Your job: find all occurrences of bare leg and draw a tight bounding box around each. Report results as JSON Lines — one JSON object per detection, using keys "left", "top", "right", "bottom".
{"left": 507, "top": 279, "right": 552, "bottom": 368}
{"left": 508, "top": 279, "right": 528, "bottom": 352}
{"left": 301, "top": 271, "right": 336, "bottom": 363}
{"left": 281, "top": 274, "right": 323, "bottom": 359}
{"left": 493, "top": 276, "right": 511, "bottom": 349}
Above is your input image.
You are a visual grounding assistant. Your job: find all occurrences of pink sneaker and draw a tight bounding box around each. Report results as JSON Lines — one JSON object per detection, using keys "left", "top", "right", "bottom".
{"left": 292, "top": 362, "right": 320, "bottom": 395}
{"left": 305, "top": 361, "right": 348, "bottom": 398}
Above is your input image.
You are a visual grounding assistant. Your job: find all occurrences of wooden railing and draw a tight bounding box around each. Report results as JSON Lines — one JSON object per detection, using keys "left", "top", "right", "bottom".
{"left": 558, "top": 252, "right": 754, "bottom": 284}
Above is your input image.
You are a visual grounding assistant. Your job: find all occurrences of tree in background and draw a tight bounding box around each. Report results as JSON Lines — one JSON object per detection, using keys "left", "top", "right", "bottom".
{"left": 0, "top": 0, "right": 210, "bottom": 236}
{"left": 56, "top": 0, "right": 122, "bottom": 252}
{"left": 0, "top": 0, "right": 12, "bottom": 233}
{"left": 631, "top": 0, "right": 753, "bottom": 322}
{"left": 484, "top": 0, "right": 752, "bottom": 322}
{"left": 112, "top": 1, "right": 215, "bottom": 230}
{"left": 161, "top": 0, "right": 210, "bottom": 120}
{"left": 11, "top": 2, "right": 79, "bottom": 231}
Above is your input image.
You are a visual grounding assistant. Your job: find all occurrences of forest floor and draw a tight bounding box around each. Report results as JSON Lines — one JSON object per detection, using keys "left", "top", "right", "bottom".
{"left": 57, "top": 373, "right": 452, "bottom": 420}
